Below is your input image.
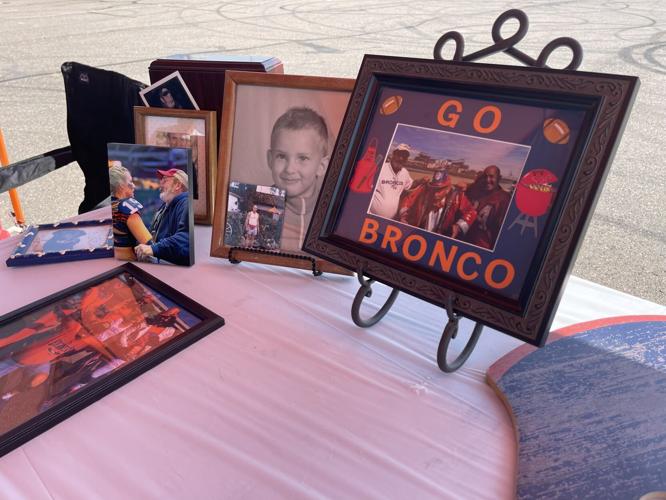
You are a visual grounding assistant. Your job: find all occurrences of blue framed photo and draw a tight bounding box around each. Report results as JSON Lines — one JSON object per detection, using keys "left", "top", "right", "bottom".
{"left": 6, "top": 219, "right": 113, "bottom": 267}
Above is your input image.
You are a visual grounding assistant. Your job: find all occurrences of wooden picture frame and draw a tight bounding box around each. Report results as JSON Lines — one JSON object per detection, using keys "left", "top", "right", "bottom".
{"left": 6, "top": 219, "right": 113, "bottom": 267}
{"left": 210, "top": 71, "right": 354, "bottom": 274}
{"left": 134, "top": 107, "right": 217, "bottom": 224}
{"left": 304, "top": 54, "right": 639, "bottom": 346}
{"left": 0, "top": 263, "right": 224, "bottom": 457}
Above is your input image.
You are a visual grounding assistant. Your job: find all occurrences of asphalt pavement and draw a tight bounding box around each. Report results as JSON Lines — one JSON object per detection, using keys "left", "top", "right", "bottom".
{"left": 0, "top": 0, "right": 664, "bottom": 305}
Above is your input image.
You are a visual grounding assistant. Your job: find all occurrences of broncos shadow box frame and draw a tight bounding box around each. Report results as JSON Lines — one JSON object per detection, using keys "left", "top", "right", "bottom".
{"left": 304, "top": 54, "right": 639, "bottom": 346}
{"left": 0, "top": 263, "right": 224, "bottom": 457}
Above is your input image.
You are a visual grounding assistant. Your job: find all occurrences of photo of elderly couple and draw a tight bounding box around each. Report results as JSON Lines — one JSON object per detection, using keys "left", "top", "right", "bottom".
{"left": 108, "top": 143, "right": 194, "bottom": 266}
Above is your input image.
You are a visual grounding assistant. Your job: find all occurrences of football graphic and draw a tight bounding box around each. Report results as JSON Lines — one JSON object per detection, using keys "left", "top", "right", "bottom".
{"left": 379, "top": 95, "right": 403, "bottom": 116}
{"left": 543, "top": 118, "right": 570, "bottom": 144}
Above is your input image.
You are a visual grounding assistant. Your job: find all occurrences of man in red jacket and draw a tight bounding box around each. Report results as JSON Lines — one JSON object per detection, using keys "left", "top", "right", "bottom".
{"left": 398, "top": 166, "right": 476, "bottom": 240}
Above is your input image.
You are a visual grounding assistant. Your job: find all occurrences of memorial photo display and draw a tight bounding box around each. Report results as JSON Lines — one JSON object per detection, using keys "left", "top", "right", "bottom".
{"left": 305, "top": 55, "right": 639, "bottom": 345}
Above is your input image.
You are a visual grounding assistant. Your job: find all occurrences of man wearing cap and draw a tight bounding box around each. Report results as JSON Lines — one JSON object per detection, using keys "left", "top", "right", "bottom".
{"left": 134, "top": 168, "right": 190, "bottom": 266}
{"left": 398, "top": 165, "right": 476, "bottom": 239}
{"left": 369, "top": 143, "right": 414, "bottom": 220}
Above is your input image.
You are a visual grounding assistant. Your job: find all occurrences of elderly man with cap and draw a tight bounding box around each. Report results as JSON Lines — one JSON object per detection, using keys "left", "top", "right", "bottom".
{"left": 109, "top": 163, "right": 153, "bottom": 261}
{"left": 135, "top": 168, "right": 190, "bottom": 266}
{"left": 398, "top": 164, "right": 476, "bottom": 239}
{"left": 369, "top": 143, "right": 414, "bottom": 220}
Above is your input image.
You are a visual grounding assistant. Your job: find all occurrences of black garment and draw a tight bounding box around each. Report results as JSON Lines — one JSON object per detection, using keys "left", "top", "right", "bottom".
{"left": 61, "top": 62, "right": 146, "bottom": 213}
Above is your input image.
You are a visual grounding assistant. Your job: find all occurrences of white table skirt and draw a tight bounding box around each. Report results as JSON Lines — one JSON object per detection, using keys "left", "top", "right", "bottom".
{"left": 0, "top": 208, "right": 664, "bottom": 499}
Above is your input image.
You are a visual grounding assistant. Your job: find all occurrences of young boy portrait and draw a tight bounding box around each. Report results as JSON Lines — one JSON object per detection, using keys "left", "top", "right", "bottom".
{"left": 266, "top": 107, "right": 330, "bottom": 252}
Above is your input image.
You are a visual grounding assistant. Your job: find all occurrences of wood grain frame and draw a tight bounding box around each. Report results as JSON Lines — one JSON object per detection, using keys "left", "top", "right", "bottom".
{"left": 134, "top": 107, "right": 217, "bottom": 224}
{"left": 303, "top": 54, "right": 639, "bottom": 346}
{"left": 210, "top": 71, "right": 354, "bottom": 274}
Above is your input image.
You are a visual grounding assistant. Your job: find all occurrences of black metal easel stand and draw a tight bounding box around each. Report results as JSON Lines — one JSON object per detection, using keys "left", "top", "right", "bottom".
{"left": 352, "top": 8, "right": 583, "bottom": 373}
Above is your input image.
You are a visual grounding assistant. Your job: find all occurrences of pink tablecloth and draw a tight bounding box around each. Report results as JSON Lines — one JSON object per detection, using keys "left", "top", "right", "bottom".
{"left": 0, "top": 208, "right": 664, "bottom": 499}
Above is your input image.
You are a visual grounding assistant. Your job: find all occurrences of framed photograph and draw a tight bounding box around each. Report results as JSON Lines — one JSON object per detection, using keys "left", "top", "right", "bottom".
{"left": 134, "top": 107, "right": 217, "bottom": 224}
{"left": 108, "top": 143, "right": 194, "bottom": 266}
{"left": 6, "top": 219, "right": 113, "bottom": 267}
{"left": 0, "top": 262, "right": 224, "bottom": 457}
{"left": 304, "top": 55, "right": 639, "bottom": 346}
{"left": 139, "top": 71, "right": 199, "bottom": 110}
{"left": 210, "top": 71, "right": 354, "bottom": 274}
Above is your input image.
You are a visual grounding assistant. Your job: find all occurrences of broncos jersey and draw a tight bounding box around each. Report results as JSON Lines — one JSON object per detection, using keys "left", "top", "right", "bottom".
{"left": 112, "top": 197, "right": 144, "bottom": 248}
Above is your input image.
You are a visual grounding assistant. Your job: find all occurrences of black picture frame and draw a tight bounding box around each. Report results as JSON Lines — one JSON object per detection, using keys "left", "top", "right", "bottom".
{"left": 6, "top": 219, "right": 113, "bottom": 267}
{"left": 0, "top": 263, "right": 224, "bottom": 457}
{"left": 304, "top": 54, "right": 639, "bottom": 346}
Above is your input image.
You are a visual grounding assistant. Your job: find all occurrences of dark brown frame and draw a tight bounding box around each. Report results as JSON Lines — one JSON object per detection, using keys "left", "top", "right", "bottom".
{"left": 210, "top": 71, "right": 354, "bottom": 274}
{"left": 304, "top": 54, "right": 639, "bottom": 346}
{"left": 134, "top": 107, "right": 217, "bottom": 224}
{"left": 0, "top": 263, "right": 224, "bottom": 457}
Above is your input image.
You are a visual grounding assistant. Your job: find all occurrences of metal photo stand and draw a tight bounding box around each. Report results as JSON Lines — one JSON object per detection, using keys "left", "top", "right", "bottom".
{"left": 352, "top": 8, "right": 583, "bottom": 373}
{"left": 227, "top": 246, "right": 323, "bottom": 276}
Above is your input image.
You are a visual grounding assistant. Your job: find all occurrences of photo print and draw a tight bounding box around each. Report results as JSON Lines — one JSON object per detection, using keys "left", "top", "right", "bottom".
{"left": 26, "top": 226, "right": 111, "bottom": 254}
{"left": 225, "top": 182, "right": 286, "bottom": 250}
{"left": 369, "top": 123, "right": 529, "bottom": 251}
{"left": 139, "top": 71, "right": 199, "bottom": 110}
{"left": 108, "top": 143, "right": 194, "bottom": 266}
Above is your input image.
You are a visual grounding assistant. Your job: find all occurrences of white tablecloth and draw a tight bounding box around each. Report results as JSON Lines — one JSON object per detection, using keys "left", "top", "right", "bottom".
{"left": 0, "top": 209, "right": 664, "bottom": 499}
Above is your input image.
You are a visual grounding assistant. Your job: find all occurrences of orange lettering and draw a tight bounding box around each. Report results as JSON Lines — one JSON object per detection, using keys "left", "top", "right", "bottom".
{"left": 403, "top": 234, "right": 427, "bottom": 261}
{"left": 457, "top": 251, "right": 481, "bottom": 281}
{"left": 437, "top": 99, "right": 462, "bottom": 128}
{"left": 381, "top": 225, "right": 402, "bottom": 253}
{"left": 359, "top": 218, "right": 379, "bottom": 244}
{"left": 428, "top": 240, "right": 458, "bottom": 271}
{"left": 484, "top": 259, "right": 515, "bottom": 289}
{"left": 473, "top": 105, "right": 502, "bottom": 134}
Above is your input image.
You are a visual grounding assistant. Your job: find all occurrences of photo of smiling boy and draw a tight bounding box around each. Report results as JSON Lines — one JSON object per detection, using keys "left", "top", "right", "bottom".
{"left": 267, "top": 107, "right": 329, "bottom": 252}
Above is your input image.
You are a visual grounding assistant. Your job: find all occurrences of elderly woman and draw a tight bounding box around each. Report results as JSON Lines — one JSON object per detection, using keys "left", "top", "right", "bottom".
{"left": 109, "top": 164, "right": 153, "bottom": 261}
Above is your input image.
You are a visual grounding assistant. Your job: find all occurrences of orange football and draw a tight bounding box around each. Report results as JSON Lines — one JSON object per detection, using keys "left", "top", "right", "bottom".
{"left": 543, "top": 118, "right": 570, "bottom": 144}
{"left": 380, "top": 95, "right": 403, "bottom": 116}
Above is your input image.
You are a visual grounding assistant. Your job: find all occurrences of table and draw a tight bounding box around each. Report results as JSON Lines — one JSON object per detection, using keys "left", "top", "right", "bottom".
{"left": 1, "top": 209, "right": 664, "bottom": 499}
